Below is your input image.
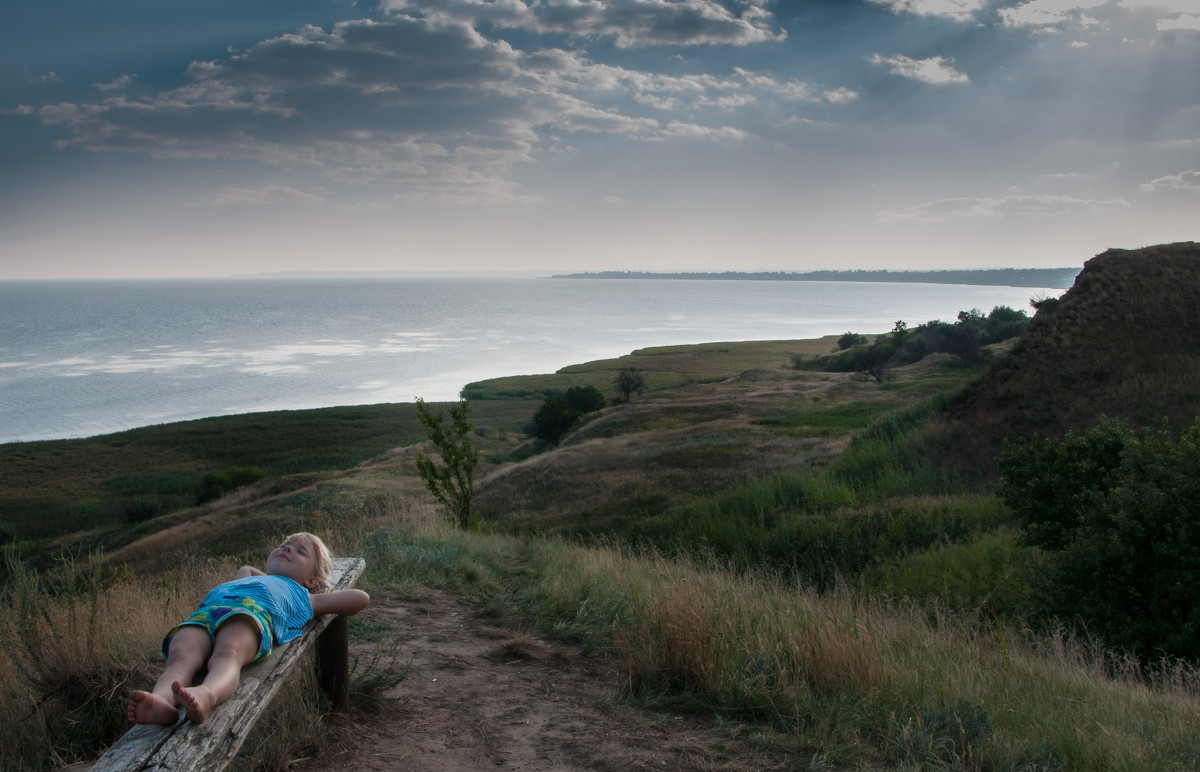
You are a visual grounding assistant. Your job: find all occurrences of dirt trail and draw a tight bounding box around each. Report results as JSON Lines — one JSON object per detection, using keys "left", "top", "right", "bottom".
{"left": 298, "top": 590, "right": 782, "bottom": 772}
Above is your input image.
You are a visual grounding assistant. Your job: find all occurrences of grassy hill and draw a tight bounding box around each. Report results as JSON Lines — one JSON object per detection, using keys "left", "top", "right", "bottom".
{"left": 930, "top": 241, "right": 1200, "bottom": 475}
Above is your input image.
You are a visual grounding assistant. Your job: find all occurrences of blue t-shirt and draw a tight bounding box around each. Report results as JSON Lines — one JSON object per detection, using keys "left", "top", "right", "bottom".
{"left": 203, "top": 574, "right": 314, "bottom": 646}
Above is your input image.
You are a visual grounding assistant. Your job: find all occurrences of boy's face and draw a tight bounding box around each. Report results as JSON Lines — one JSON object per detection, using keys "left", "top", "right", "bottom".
{"left": 266, "top": 537, "right": 320, "bottom": 590}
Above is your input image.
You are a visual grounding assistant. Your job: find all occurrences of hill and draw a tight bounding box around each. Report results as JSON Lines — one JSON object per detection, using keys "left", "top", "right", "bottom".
{"left": 930, "top": 241, "right": 1200, "bottom": 475}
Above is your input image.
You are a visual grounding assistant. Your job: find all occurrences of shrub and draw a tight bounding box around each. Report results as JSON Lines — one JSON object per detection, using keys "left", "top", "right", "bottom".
{"left": 998, "top": 418, "right": 1200, "bottom": 661}
{"left": 195, "top": 466, "right": 268, "bottom": 504}
{"left": 837, "top": 332, "right": 868, "bottom": 350}
{"left": 530, "top": 395, "right": 578, "bottom": 447}
{"left": 414, "top": 398, "right": 480, "bottom": 530}
{"left": 563, "top": 385, "right": 606, "bottom": 413}
{"left": 119, "top": 495, "right": 165, "bottom": 523}
{"left": 529, "top": 386, "right": 606, "bottom": 446}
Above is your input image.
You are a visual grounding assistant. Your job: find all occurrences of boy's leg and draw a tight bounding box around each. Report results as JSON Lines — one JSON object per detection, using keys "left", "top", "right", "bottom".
{"left": 128, "top": 626, "right": 213, "bottom": 725}
{"left": 172, "top": 615, "right": 261, "bottom": 724}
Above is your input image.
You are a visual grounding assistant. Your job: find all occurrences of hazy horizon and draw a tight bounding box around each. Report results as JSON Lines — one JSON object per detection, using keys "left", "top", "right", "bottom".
{"left": 3, "top": 1, "right": 1197, "bottom": 279}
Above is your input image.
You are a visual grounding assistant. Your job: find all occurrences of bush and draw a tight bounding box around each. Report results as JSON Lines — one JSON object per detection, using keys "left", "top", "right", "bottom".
{"left": 529, "top": 386, "right": 606, "bottom": 446}
{"left": 837, "top": 332, "right": 868, "bottom": 350}
{"left": 564, "top": 385, "right": 606, "bottom": 413}
{"left": 195, "top": 466, "right": 268, "bottom": 504}
{"left": 119, "top": 495, "right": 165, "bottom": 523}
{"left": 998, "top": 418, "right": 1200, "bottom": 661}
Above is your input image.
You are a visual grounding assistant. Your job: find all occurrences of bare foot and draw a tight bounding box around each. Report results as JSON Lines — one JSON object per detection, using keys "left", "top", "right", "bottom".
{"left": 127, "top": 690, "right": 181, "bottom": 725}
{"left": 172, "top": 681, "right": 215, "bottom": 724}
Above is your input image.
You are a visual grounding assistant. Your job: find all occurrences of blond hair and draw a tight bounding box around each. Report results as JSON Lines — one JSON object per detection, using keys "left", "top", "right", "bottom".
{"left": 285, "top": 532, "right": 334, "bottom": 590}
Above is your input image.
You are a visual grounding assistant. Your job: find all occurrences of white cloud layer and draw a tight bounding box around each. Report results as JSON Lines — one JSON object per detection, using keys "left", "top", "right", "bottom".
{"left": 1140, "top": 170, "right": 1200, "bottom": 194}
{"left": 380, "top": 0, "right": 785, "bottom": 48}
{"left": 867, "top": 0, "right": 989, "bottom": 23}
{"left": 870, "top": 54, "right": 970, "bottom": 84}
{"left": 878, "top": 193, "right": 1130, "bottom": 223}
{"left": 1000, "top": 0, "right": 1200, "bottom": 31}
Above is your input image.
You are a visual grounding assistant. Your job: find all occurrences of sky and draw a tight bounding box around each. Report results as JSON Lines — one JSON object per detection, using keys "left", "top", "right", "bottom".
{"left": 1, "top": 0, "right": 1197, "bottom": 279}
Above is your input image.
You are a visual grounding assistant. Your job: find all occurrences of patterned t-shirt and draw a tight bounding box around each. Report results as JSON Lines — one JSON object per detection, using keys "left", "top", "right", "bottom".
{"left": 202, "top": 575, "right": 314, "bottom": 646}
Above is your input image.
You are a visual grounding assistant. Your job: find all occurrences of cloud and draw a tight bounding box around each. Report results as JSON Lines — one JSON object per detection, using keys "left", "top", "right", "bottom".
{"left": 878, "top": 193, "right": 1130, "bottom": 223}
{"left": 27, "top": 14, "right": 848, "bottom": 204}
{"left": 865, "top": 0, "right": 988, "bottom": 23}
{"left": 1139, "top": 170, "right": 1200, "bottom": 193}
{"left": 26, "top": 70, "right": 62, "bottom": 84}
{"left": 999, "top": 0, "right": 1200, "bottom": 32}
{"left": 870, "top": 54, "right": 969, "bottom": 84}
{"left": 380, "top": 0, "right": 785, "bottom": 48}
{"left": 211, "top": 185, "right": 324, "bottom": 206}
{"left": 95, "top": 75, "right": 134, "bottom": 91}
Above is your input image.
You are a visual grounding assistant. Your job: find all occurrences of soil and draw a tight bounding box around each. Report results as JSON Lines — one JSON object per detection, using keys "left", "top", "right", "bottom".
{"left": 296, "top": 590, "right": 787, "bottom": 772}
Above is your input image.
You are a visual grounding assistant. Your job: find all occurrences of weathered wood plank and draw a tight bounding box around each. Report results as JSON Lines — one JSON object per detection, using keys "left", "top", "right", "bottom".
{"left": 90, "top": 557, "right": 365, "bottom": 772}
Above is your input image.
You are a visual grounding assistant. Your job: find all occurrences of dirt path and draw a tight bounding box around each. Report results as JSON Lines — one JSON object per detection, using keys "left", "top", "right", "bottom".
{"left": 297, "top": 590, "right": 784, "bottom": 772}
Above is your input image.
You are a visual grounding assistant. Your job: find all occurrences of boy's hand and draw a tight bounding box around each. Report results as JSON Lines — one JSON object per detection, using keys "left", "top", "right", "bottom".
{"left": 236, "top": 565, "right": 266, "bottom": 579}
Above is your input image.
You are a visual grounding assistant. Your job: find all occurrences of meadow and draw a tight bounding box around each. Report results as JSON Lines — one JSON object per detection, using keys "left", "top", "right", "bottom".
{"left": 2, "top": 333, "right": 1199, "bottom": 770}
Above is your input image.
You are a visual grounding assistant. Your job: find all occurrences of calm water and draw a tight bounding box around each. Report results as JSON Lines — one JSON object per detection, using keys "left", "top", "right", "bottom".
{"left": 0, "top": 277, "right": 1058, "bottom": 443}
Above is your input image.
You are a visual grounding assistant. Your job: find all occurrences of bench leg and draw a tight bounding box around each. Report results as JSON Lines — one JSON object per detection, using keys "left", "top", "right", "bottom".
{"left": 316, "top": 615, "right": 350, "bottom": 711}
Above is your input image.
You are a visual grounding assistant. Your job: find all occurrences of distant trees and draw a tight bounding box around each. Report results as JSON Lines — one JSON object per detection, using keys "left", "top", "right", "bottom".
{"left": 615, "top": 367, "right": 646, "bottom": 402}
{"left": 415, "top": 397, "right": 480, "bottom": 530}
{"left": 530, "top": 385, "right": 606, "bottom": 446}
{"left": 998, "top": 418, "right": 1200, "bottom": 663}
{"left": 800, "top": 306, "right": 1030, "bottom": 380}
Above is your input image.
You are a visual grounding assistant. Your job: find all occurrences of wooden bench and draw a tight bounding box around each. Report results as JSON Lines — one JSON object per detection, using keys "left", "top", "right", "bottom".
{"left": 90, "top": 557, "right": 366, "bottom": 772}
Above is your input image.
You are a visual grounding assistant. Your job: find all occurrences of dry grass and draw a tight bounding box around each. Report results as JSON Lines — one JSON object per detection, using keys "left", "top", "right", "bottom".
{"left": 0, "top": 558, "right": 234, "bottom": 769}
{"left": 520, "top": 540, "right": 1200, "bottom": 770}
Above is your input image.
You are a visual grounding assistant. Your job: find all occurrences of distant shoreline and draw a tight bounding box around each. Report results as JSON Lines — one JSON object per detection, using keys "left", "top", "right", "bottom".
{"left": 551, "top": 268, "right": 1080, "bottom": 289}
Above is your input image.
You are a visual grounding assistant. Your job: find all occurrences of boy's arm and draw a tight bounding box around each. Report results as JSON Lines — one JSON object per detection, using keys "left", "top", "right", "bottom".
{"left": 236, "top": 565, "right": 266, "bottom": 579}
{"left": 311, "top": 589, "right": 370, "bottom": 617}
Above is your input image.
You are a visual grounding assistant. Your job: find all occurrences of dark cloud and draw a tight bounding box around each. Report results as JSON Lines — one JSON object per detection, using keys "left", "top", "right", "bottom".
{"left": 27, "top": 12, "right": 841, "bottom": 204}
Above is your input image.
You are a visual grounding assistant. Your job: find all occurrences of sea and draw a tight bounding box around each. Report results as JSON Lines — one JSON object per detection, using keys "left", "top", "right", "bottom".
{"left": 0, "top": 276, "right": 1061, "bottom": 444}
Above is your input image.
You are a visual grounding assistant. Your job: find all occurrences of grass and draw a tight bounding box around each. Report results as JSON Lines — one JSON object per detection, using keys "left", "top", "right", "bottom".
{"left": 5, "top": 318, "right": 1200, "bottom": 770}
{"left": 0, "top": 400, "right": 537, "bottom": 544}
{"left": 7, "top": 506, "right": 1198, "bottom": 771}
{"left": 509, "top": 538, "right": 1200, "bottom": 770}
{"left": 463, "top": 338, "right": 842, "bottom": 401}
{"left": 753, "top": 401, "right": 897, "bottom": 436}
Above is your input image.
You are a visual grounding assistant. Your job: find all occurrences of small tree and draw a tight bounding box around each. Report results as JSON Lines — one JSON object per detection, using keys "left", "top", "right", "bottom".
{"left": 530, "top": 395, "right": 577, "bottom": 447}
{"left": 414, "top": 397, "right": 480, "bottom": 529}
{"left": 530, "top": 385, "right": 607, "bottom": 446}
{"left": 564, "top": 384, "right": 606, "bottom": 412}
{"left": 616, "top": 367, "right": 647, "bottom": 402}
{"left": 836, "top": 332, "right": 868, "bottom": 350}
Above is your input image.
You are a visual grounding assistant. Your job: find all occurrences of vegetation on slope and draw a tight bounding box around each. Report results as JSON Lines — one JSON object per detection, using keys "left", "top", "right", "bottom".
{"left": 934, "top": 241, "right": 1200, "bottom": 474}
{"left": 4, "top": 244, "right": 1200, "bottom": 770}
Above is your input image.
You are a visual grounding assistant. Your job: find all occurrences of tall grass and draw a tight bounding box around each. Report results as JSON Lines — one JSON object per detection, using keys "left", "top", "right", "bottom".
{"left": 0, "top": 555, "right": 232, "bottom": 770}
{"left": 6, "top": 504, "right": 1199, "bottom": 771}
{"left": 514, "top": 540, "right": 1200, "bottom": 770}
{"left": 0, "top": 496, "right": 413, "bottom": 772}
